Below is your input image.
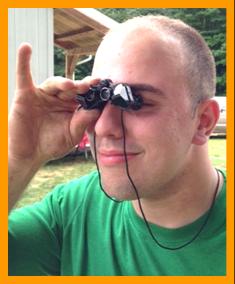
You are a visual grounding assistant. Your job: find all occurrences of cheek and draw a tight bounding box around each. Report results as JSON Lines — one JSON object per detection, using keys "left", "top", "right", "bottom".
{"left": 132, "top": 111, "right": 191, "bottom": 155}
{"left": 126, "top": 116, "right": 169, "bottom": 157}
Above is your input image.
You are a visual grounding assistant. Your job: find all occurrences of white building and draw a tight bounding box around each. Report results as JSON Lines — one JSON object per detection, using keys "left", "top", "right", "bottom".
{"left": 8, "top": 8, "right": 54, "bottom": 111}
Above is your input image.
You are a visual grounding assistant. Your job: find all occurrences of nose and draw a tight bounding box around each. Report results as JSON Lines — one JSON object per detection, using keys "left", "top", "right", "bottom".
{"left": 94, "top": 103, "right": 123, "bottom": 139}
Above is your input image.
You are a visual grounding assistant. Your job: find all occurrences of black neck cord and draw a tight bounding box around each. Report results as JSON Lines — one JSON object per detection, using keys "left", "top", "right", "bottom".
{"left": 93, "top": 133, "right": 122, "bottom": 203}
{"left": 93, "top": 109, "right": 221, "bottom": 250}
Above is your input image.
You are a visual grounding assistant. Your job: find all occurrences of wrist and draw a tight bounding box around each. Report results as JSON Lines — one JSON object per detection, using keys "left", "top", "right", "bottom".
{"left": 8, "top": 154, "right": 44, "bottom": 213}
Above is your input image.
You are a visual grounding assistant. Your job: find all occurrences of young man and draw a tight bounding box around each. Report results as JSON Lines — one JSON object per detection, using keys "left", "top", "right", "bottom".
{"left": 8, "top": 15, "right": 226, "bottom": 275}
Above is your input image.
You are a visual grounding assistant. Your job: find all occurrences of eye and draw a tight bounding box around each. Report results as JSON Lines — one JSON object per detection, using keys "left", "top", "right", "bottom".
{"left": 142, "top": 101, "right": 155, "bottom": 108}
{"left": 143, "top": 103, "right": 154, "bottom": 107}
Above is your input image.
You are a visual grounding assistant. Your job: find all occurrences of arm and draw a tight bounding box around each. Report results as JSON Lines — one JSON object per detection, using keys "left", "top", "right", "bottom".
{"left": 8, "top": 43, "right": 100, "bottom": 212}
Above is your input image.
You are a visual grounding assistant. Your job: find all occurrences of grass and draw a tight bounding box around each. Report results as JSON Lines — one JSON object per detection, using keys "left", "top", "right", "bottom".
{"left": 15, "top": 155, "right": 97, "bottom": 208}
{"left": 208, "top": 138, "right": 226, "bottom": 171}
{"left": 15, "top": 138, "right": 226, "bottom": 208}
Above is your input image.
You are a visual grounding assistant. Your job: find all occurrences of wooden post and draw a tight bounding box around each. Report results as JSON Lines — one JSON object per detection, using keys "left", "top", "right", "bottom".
{"left": 65, "top": 53, "right": 80, "bottom": 79}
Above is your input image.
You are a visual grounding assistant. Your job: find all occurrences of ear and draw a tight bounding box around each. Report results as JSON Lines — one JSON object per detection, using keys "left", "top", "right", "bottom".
{"left": 192, "top": 99, "right": 220, "bottom": 145}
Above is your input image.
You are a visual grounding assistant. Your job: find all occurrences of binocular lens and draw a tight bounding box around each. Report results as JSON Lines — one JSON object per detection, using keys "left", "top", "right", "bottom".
{"left": 100, "top": 88, "right": 112, "bottom": 101}
{"left": 86, "top": 92, "right": 96, "bottom": 102}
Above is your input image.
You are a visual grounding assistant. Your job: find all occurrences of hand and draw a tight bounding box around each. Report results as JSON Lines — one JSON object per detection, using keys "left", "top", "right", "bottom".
{"left": 8, "top": 43, "right": 100, "bottom": 165}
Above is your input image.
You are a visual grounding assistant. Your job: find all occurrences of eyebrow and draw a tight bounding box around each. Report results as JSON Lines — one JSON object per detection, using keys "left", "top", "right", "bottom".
{"left": 128, "top": 83, "right": 165, "bottom": 97}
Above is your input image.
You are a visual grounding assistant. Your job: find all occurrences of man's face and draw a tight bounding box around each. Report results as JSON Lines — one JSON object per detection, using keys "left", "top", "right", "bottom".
{"left": 87, "top": 29, "right": 198, "bottom": 201}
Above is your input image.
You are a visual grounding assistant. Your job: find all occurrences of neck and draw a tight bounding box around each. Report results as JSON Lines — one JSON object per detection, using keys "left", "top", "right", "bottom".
{"left": 132, "top": 151, "right": 223, "bottom": 229}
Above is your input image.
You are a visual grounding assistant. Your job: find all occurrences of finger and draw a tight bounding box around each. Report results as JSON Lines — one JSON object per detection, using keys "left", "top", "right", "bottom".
{"left": 70, "top": 108, "right": 100, "bottom": 145}
{"left": 57, "top": 88, "right": 80, "bottom": 101}
{"left": 39, "top": 76, "right": 76, "bottom": 95}
{"left": 16, "top": 43, "right": 34, "bottom": 90}
{"left": 39, "top": 76, "right": 101, "bottom": 103}
{"left": 57, "top": 77, "right": 101, "bottom": 101}
{"left": 74, "top": 76, "right": 101, "bottom": 94}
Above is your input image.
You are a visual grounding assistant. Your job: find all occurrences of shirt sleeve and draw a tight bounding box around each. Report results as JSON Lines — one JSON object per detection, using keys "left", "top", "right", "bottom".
{"left": 8, "top": 184, "right": 65, "bottom": 276}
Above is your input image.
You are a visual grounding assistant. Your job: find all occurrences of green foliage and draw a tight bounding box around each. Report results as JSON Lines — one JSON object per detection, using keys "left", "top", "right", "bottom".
{"left": 54, "top": 8, "right": 226, "bottom": 96}
{"left": 166, "top": 9, "right": 226, "bottom": 97}
{"left": 74, "top": 57, "right": 95, "bottom": 80}
{"left": 54, "top": 46, "right": 65, "bottom": 77}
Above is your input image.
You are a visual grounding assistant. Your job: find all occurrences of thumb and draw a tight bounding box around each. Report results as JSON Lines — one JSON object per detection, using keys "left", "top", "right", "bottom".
{"left": 16, "top": 42, "right": 34, "bottom": 90}
{"left": 70, "top": 109, "right": 100, "bottom": 145}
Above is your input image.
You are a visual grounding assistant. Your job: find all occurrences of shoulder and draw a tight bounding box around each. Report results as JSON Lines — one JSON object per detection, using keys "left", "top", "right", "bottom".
{"left": 218, "top": 168, "right": 226, "bottom": 193}
{"left": 52, "top": 170, "right": 100, "bottom": 201}
{"left": 219, "top": 169, "right": 226, "bottom": 180}
{"left": 45, "top": 170, "right": 102, "bottom": 215}
{"left": 9, "top": 171, "right": 102, "bottom": 227}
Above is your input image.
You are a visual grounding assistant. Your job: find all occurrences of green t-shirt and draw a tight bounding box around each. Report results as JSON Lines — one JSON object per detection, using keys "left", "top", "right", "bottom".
{"left": 8, "top": 171, "right": 226, "bottom": 276}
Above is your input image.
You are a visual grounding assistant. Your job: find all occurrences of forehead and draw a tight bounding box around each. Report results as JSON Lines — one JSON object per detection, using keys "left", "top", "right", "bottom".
{"left": 93, "top": 28, "right": 184, "bottom": 84}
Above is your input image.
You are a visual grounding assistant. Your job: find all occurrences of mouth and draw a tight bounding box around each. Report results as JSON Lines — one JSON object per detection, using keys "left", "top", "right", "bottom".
{"left": 98, "top": 150, "right": 140, "bottom": 166}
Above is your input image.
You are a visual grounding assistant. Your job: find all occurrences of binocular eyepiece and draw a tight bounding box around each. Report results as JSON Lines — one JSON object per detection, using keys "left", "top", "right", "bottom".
{"left": 76, "top": 79, "right": 143, "bottom": 111}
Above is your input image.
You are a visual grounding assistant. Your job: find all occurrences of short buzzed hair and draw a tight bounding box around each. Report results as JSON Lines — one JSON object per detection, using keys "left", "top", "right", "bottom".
{"left": 103, "top": 15, "right": 216, "bottom": 106}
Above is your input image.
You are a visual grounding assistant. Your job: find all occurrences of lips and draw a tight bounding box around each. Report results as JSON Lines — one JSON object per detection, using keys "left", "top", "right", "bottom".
{"left": 98, "top": 150, "right": 140, "bottom": 166}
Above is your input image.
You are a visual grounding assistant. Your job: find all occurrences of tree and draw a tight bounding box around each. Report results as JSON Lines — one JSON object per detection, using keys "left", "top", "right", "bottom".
{"left": 164, "top": 9, "right": 226, "bottom": 96}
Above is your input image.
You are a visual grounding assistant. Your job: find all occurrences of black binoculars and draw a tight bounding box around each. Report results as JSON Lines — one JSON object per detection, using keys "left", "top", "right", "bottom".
{"left": 76, "top": 79, "right": 143, "bottom": 111}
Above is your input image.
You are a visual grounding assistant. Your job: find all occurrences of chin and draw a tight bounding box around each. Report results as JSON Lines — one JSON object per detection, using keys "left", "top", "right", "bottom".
{"left": 100, "top": 176, "right": 139, "bottom": 201}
